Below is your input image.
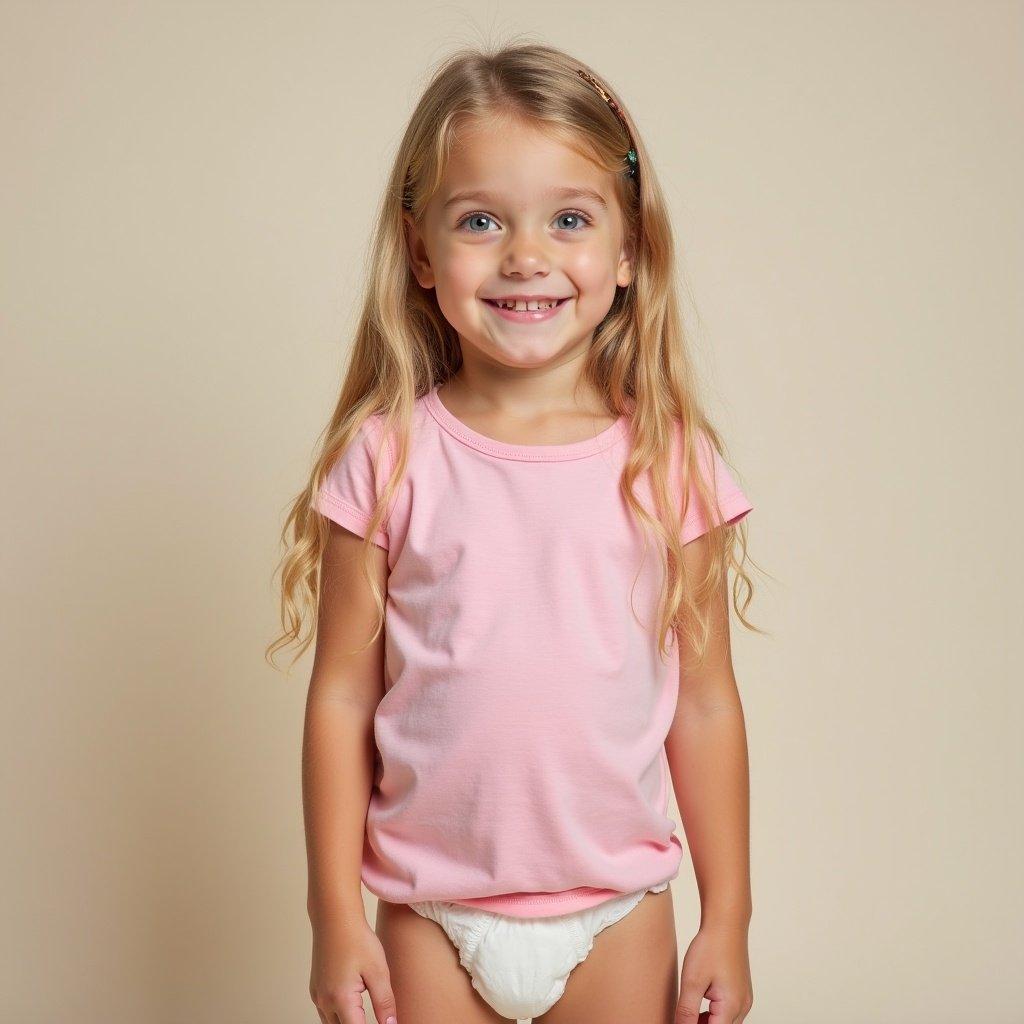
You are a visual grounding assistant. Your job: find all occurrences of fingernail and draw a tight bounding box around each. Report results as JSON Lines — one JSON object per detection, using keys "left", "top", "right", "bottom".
{"left": 386, "top": 1018, "right": 397, "bottom": 1024}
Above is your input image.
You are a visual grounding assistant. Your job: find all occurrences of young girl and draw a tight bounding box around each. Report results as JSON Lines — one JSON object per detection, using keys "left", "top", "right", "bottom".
{"left": 270, "top": 42, "right": 760, "bottom": 1024}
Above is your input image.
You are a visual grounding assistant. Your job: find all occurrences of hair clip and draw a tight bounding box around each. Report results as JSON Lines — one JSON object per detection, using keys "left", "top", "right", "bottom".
{"left": 575, "top": 68, "right": 638, "bottom": 179}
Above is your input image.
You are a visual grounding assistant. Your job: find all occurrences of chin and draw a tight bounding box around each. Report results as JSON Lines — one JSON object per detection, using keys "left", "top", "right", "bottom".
{"left": 504, "top": 351, "right": 574, "bottom": 371}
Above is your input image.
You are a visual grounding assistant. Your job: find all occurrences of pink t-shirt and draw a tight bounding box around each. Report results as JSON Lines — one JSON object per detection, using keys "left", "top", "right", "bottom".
{"left": 315, "top": 384, "right": 753, "bottom": 918}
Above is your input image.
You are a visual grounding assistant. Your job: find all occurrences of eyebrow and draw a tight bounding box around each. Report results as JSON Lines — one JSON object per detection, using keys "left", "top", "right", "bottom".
{"left": 442, "top": 186, "right": 608, "bottom": 211}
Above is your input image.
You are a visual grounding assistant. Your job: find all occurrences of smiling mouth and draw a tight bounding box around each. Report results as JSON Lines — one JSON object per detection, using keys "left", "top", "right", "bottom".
{"left": 481, "top": 296, "right": 573, "bottom": 323}
{"left": 483, "top": 297, "right": 572, "bottom": 311}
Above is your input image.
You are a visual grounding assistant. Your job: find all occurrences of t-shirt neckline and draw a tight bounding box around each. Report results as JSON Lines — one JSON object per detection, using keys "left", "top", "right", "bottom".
{"left": 424, "top": 384, "right": 630, "bottom": 462}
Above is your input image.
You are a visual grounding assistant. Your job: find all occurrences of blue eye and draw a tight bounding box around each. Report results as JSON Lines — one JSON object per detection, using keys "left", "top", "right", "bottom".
{"left": 459, "top": 213, "right": 497, "bottom": 233}
{"left": 555, "top": 210, "right": 592, "bottom": 231}
{"left": 455, "top": 209, "right": 594, "bottom": 233}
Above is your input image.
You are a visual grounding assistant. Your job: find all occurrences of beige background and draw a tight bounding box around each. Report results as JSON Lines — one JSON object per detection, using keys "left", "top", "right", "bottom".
{"left": 2, "top": 2, "right": 1020, "bottom": 1022}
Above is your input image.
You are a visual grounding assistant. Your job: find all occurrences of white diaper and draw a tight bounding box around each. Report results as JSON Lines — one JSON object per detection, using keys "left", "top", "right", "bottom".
{"left": 408, "top": 881, "right": 670, "bottom": 1021}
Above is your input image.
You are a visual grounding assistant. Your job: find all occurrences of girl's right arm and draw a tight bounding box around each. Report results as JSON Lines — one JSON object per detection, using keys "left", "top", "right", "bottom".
{"left": 303, "top": 520, "right": 397, "bottom": 1024}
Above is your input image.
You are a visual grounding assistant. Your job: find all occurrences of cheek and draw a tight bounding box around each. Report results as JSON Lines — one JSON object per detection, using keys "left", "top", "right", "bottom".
{"left": 431, "top": 250, "right": 489, "bottom": 330}
{"left": 568, "top": 246, "right": 620, "bottom": 300}
{"left": 435, "top": 244, "right": 489, "bottom": 302}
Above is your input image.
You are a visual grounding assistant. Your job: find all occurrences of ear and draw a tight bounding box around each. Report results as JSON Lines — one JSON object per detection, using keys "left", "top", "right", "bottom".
{"left": 402, "top": 211, "right": 436, "bottom": 290}
{"left": 616, "top": 239, "right": 633, "bottom": 289}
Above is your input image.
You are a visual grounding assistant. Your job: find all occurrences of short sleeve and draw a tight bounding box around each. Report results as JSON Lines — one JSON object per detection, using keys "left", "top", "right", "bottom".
{"left": 679, "top": 429, "right": 753, "bottom": 546}
{"left": 315, "top": 416, "right": 391, "bottom": 550}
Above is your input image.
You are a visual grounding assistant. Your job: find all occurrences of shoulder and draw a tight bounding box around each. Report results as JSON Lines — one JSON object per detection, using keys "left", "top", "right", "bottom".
{"left": 666, "top": 416, "right": 714, "bottom": 460}
{"left": 334, "top": 412, "right": 390, "bottom": 473}
{"left": 345, "top": 396, "right": 437, "bottom": 467}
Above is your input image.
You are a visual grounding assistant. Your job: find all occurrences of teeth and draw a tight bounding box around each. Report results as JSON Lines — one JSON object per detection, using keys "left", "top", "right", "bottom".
{"left": 495, "top": 298, "right": 560, "bottom": 311}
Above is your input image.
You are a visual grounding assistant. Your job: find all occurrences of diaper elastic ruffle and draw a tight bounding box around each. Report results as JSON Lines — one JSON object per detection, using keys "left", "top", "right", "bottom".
{"left": 409, "top": 881, "right": 670, "bottom": 1020}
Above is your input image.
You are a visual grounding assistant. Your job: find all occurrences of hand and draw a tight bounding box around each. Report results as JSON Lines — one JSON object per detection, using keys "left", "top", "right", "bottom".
{"left": 309, "top": 914, "right": 398, "bottom": 1024}
{"left": 675, "top": 920, "right": 753, "bottom": 1023}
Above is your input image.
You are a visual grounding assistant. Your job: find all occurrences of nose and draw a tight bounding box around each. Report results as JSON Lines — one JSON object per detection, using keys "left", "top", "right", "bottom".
{"left": 500, "top": 230, "right": 550, "bottom": 277}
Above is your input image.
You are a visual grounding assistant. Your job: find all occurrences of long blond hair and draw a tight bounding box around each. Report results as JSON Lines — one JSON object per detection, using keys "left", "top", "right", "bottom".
{"left": 266, "top": 40, "right": 766, "bottom": 672}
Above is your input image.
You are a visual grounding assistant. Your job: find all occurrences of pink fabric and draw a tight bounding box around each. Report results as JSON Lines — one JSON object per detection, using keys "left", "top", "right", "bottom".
{"left": 315, "top": 385, "right": 753, "bottom": 917}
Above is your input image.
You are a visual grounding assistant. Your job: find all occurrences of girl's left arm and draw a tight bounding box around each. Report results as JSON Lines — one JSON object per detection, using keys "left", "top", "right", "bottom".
{"left": 664, "top": 531, "right": 754, "bottom": 1022}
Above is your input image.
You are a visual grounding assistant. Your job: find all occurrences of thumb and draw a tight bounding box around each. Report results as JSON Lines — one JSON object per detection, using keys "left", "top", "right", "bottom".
{"left": 362, "top": 961, "right": 399, "bottom": 1024}
{"left": 675, "top": 973, "right": 708, "bottom": 1023}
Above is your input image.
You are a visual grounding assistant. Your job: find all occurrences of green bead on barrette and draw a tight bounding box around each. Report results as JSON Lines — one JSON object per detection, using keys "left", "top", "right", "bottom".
{"left": 625, "top": 148, "right": 638, "bottom": 178}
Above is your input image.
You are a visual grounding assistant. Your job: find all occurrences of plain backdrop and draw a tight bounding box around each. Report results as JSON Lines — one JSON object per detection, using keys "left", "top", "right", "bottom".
{"left": 2, "top": 2, "right": 1021, "bottom": 1022}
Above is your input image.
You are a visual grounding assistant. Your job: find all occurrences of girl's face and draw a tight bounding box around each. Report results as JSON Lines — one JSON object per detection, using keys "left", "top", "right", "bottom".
{"left": 404, "top": 119, "right": 633, "bottom": 371}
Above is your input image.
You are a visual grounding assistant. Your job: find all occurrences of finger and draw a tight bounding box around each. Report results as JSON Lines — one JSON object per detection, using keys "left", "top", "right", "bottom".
{"left": 705, "top": 991, "right": 739, "bottom": 1024}
{"left": 311, "top": 995, "right": 342, "bottom": 1024}
{"left": 734, "top": 992, "right": 754, "bottom": 1023}
{"left": 362, "top": 961, "right": 399, "bottom": 1024}
{"left": 328, "top": 984, "right": 368, "bottom": 1024}
{"left": 333, "top": 1003, "right": 366, "bottom": 1024}
{"left": 676, "top": 978, "right": 707, "bottom": 1022}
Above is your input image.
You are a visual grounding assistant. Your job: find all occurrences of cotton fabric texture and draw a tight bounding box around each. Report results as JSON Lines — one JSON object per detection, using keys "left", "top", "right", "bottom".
{"left": 315, "top": 384, "right": 753, "bottom": 918}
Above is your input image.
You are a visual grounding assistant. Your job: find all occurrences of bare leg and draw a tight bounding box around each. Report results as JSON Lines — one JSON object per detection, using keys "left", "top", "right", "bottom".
{"left": 533, "top": 887, "right": 679, "bottom": 1024}
{"left": 374, "top": 898, "right": 514, "bottom": 1024}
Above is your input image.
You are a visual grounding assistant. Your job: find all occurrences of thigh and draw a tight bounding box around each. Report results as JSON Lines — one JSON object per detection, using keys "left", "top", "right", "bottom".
{"left": 374, "top": 898, "right": 513, "bottom": 1024}
{"left": 534, "top": 887, "right": 679, "bottom": 1024}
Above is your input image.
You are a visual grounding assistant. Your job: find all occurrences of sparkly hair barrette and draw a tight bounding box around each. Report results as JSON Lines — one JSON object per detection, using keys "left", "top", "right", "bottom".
{"left": 575, "top": 68, "right": 638, "bottom": 179}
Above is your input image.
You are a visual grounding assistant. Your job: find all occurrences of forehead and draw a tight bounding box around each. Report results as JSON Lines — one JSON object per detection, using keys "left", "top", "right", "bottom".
{"left": 436, "top": 119, "right": 613, "bottom": 208}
